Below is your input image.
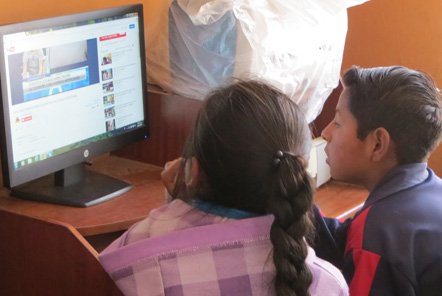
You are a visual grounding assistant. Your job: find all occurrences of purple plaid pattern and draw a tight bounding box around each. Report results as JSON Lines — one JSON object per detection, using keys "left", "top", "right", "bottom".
{"left": 100, "top": 200, "right": 348, "bottom": 296}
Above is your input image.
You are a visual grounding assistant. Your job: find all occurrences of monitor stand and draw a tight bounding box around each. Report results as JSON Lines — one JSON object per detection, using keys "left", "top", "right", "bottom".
{"left": 10, "top": 163, "right": 132, "bottom": 207}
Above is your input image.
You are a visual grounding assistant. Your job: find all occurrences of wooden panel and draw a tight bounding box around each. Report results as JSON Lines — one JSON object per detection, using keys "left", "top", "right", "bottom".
{"left": 0, "top": 210, "right": 123, "bottom": 296}
{"left": 343, "top": 0, "right": 442, "bottom": 87}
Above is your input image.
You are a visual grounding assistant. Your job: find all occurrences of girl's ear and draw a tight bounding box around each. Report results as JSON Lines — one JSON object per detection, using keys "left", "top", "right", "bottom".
{"left": 370, "top": 127, "right": 396, "bottom": 162}
{"left": 184, "top": 157, "right": 200, "bottom": 188}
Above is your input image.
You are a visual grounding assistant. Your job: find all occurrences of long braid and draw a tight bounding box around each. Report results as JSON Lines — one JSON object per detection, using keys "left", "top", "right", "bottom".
{"left": 268, "top": 154, "right": 314, "bottom": 296}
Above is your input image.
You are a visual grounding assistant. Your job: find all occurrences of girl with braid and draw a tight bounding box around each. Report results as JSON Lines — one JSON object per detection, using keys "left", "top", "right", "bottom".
{"left": 100, "top": 80, "right": 348, "bottom": 296}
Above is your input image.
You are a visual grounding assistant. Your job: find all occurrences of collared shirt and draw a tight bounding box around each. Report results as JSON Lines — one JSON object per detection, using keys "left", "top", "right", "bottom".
{"left": 190, "top": 200, "right": 261, "bottom": 219}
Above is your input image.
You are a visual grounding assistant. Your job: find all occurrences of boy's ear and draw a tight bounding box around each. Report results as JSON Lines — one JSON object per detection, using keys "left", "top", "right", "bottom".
{"left": 370, "top": 127, "right": 395, "bottom": 162}
{"left": 185, "top": 157, "right": 200, "bottom": 188}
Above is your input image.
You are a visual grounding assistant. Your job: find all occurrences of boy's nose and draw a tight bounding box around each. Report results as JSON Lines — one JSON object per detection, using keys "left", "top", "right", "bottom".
{"left": 321, "top": 123, "right": 332, "bottom": 142}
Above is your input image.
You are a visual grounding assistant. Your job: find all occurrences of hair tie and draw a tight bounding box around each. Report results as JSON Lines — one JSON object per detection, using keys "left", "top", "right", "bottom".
{"left": 273, "top": 150, "right": 301, "bottom": 166}
{"left": 273, "top": 150, "right": 284, "bottom": 166}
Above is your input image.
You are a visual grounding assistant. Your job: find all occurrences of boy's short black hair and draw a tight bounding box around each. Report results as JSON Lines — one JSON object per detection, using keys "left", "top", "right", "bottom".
{"left": 343, "top": 66, "right": 442, "bottom": 164}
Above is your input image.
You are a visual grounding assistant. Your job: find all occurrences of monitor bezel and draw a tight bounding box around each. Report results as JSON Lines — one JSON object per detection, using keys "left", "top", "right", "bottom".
{"left": 0, "top": 4, "right": 149, "bottom": 189}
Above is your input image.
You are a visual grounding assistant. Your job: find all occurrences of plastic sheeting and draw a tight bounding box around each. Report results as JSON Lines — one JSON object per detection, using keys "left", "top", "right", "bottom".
{"left": 146, "top": 0, "right": 370, "bottom": 123}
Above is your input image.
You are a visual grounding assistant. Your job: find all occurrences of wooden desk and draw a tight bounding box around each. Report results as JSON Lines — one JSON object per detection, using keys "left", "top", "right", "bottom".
{"left": 314, "top": 180, "right": 368, "bottom": 219}
{"left": 0, "top": 155, "right": 368, "bottom": 238}
{"left": 0, "top": 155, "right": 166, "bottom": 237}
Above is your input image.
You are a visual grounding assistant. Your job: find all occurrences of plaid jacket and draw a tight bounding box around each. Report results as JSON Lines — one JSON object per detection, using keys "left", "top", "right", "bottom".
{"left": 100, "top": 199, "right": 348, "bottom": 296}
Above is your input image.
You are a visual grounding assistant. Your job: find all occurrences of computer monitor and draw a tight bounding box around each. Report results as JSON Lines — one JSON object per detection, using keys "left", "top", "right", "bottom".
{"left": 0, "top": 5, "right": 149, "bottom": 207}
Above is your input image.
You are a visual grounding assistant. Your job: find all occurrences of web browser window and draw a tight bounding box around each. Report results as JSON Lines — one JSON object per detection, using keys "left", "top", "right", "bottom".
{"left": 2, "top": 13, "right": 144, "bottom": 168}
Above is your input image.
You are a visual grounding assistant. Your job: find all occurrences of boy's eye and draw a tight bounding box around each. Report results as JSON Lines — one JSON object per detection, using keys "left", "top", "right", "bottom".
{"left": 333, "top": 120, "right": 340, "bottom": 127}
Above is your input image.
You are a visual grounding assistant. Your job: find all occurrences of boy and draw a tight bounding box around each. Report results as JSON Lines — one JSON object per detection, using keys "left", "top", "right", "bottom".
{"left": 314, "top": 66, "right": 442, "bottom": 295}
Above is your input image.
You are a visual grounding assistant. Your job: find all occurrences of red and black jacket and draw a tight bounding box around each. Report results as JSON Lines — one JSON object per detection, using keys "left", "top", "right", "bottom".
{"left": 313, "top": 163, "right": 442, "bottom": 296}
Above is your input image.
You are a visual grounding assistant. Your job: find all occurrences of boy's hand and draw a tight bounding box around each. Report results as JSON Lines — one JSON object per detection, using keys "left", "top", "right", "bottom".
{"left": 161, "top": 157, "right": 182, "bottom": 195}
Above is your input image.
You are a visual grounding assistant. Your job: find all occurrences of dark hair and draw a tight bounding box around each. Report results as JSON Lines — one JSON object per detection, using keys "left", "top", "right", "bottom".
{"left": 343, "top": 66, "right": 442, "bottom": 164}
{"left": 174, "top": 80, "right": 314, "bottom": 296}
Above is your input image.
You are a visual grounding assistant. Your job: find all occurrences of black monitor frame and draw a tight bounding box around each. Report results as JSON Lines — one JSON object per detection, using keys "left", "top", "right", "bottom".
{"left": 0, "top": 4, "right": 149, "bottom": 207}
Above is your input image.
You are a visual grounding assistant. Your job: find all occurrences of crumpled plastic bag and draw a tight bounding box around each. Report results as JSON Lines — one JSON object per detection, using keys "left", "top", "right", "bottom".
{"left": 146, "top": 0, "right": 370, "bottom": 122}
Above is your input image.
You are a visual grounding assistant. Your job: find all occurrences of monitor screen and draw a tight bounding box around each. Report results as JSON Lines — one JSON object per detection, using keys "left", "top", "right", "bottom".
{"left": 0, "top": 5, "right": 149, "bottom": 207}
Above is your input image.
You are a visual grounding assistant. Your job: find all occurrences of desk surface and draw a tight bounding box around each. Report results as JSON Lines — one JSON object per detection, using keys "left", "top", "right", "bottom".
{"left": 0, "top": 155, "right": 368, "bottom": 237}
{"left": 315, "top": 181, "right": 368, "bottom": 219}
{"left": 0, "top": 156, "right": 166, "bottom": 236}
